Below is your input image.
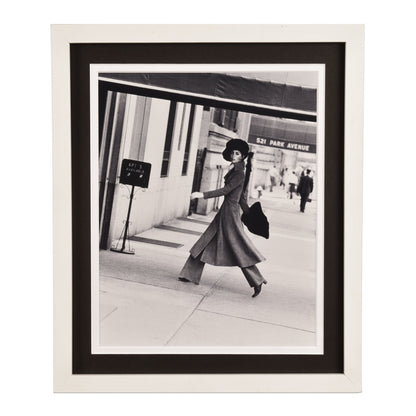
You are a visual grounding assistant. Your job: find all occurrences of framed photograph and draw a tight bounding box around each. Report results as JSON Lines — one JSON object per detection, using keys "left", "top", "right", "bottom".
{"left": 52, "top": 24, "right": 363, "bottom": 392}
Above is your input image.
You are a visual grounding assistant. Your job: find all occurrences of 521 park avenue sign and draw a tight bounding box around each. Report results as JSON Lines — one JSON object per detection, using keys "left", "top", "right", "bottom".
{"left": 248, "top": 135, "right": 316, "bottom": 153}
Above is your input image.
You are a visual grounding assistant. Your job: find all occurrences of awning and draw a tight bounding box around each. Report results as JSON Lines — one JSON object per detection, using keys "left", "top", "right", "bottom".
{"left": 99, "top": 72, "right": 317, "bottom": 114}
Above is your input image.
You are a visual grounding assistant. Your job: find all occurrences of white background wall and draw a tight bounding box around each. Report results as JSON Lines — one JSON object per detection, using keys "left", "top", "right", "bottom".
{"left": 2, "top": 2, "right": 415, "bottom": 415}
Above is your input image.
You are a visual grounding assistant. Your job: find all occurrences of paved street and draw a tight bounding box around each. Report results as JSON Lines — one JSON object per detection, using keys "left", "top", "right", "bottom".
{"left": 98, "top": 188, "right": 318, "bottom": 350}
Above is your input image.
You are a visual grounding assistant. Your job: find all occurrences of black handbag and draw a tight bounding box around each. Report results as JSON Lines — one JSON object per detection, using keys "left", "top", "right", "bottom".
{"left": 241, "top": 201, "right": 270, "bottom": 239}
{"left": 240, "top": 153, "right": 270, "bottom": 239}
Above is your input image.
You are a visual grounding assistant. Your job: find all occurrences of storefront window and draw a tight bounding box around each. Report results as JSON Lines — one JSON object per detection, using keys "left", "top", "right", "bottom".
{"left": 182, "top": 105, "right": 195, "bottom": 175}
{"left": 160, "top": 101, "right": 177, "bottom": 177}
{"left": 212, "top": 108, "right": 238, "bottom": 132}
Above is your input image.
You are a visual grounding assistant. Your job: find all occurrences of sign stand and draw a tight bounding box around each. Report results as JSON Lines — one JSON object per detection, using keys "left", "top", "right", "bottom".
{"left": 110, "top": 185, "right": 136, "bottom": 255}
{"left": 110, "top": 159, "right": 152, "bottom": 255}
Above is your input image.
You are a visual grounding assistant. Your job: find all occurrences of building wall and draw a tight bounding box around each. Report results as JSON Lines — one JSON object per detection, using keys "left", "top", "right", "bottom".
{"left": 107, "top": 97, "right": 203, "bottom": 245}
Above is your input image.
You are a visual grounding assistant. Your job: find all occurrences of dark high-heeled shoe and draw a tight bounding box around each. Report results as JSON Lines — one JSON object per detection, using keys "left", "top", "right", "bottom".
{"left": 252, "top": 282, "right": 266, "bottom": 298}
{"left": 178, "top": 277, "right": 192, "bottom": 283}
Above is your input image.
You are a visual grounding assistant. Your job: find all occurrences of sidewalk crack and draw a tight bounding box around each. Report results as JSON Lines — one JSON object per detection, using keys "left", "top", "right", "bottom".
{"left": 100, "top": 306, "right": 118, "bottom": 322}
{"left": 164, "top": 295, "right": 205, "bottom": 346}
{"left": 196, "top": 308, "right": 315, "bottom": 334}
{"left": 164, "top": 272, "right": 225, "bottom": 346}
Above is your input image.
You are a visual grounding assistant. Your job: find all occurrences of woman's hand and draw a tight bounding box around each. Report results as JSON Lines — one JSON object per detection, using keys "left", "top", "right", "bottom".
{"left": 190, "top": 192, "right": 204, "bottom": 200}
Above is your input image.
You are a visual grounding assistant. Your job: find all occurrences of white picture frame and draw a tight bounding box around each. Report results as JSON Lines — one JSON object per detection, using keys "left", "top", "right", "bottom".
{"left": 52, "top": 24, "right": 363, "bottom": 392}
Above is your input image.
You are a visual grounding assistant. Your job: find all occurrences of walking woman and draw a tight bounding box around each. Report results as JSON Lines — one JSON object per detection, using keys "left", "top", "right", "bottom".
{"left": 178, "top": 139, "right": 267, "bottom": 298}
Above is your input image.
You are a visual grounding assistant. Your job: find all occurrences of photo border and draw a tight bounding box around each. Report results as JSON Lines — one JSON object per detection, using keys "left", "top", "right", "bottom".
{"left": 90, "top": 62, "right": 326, "bottom": 356}
{"left": 52, "top": 24, "right": 363, "bottom": 392}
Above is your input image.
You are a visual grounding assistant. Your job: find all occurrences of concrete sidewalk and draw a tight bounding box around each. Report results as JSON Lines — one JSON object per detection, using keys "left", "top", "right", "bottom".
{"left": 99, "top": 195, "right": 317, "bottom": 349}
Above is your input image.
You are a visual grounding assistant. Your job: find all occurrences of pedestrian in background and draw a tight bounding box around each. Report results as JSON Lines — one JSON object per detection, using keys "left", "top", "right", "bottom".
{"left": 280, "top": 167, "right": 287, "bottom": 188}
{"left": 256, "top": 185, "right": 263, "bottom": 199}
{"left": 287, "top": 170, "right": 298, "bottom": 199}
{"left": 297, "top": 169, "right": 314, "bottom": 213}
{"left": 178, "top": 139, "right": 267, "bottom": 298}
{"left": 268, "top": 165, "right": 278, "bottom": 192}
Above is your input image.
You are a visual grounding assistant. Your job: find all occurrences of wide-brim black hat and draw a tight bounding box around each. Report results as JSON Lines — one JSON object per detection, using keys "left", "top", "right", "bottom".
{"left": 222, "top": 139, "right": 250, "bottom": 162}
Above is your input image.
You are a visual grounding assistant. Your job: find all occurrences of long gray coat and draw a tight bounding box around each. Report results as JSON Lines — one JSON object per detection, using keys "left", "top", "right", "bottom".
{"left": 190, "top": 160, "right": 266, "bottom": 268}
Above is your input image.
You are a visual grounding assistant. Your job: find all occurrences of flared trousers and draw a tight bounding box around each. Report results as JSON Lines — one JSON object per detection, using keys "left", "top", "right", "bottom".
{"left": 179, "top": 252, "right": 267, "bottom": 287}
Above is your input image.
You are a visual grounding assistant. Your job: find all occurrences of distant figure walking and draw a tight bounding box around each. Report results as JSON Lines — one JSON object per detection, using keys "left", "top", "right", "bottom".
{"left": 268, "top": 165, "right": 278, "bottom": 192}
{"left": 256, "top": 185, "right": 263, "bottom": 199}
{"left": 297, "top": 169, "right": 314, "bottom": 213}
{"left": 178, "top": 139, "right": 267, "bottom": 298}
{"left": 287, "top": 170, "right": 298, "bottom": 199}
{"left": 280, "top": 167, "right": 287, "bottom": 188}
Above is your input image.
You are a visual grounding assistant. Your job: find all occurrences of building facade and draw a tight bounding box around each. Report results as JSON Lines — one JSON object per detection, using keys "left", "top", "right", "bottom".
{"left": 97, "top": 72, "right": 318, "bottom": 249}
{"left": 99, "top": 90, "right": 203, "bottom": 249}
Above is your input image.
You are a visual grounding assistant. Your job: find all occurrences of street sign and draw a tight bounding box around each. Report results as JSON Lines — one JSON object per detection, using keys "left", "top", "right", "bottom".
{"left": 119, "top": 159, "right": 151, "bottom": 188}
{"left": 248, "top": 135, "right": 316, "bottom": 153}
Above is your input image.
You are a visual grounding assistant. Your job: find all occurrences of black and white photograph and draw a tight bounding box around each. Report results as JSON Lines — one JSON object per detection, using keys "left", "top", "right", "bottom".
{"left": 5, "top": 0, "right": 416, "bottom": 411}
{"left": 91, "top": 64, "right": 325, "bottom": 354}
{"left": 49, "top": 23, "right": 364, "bottom": 392}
